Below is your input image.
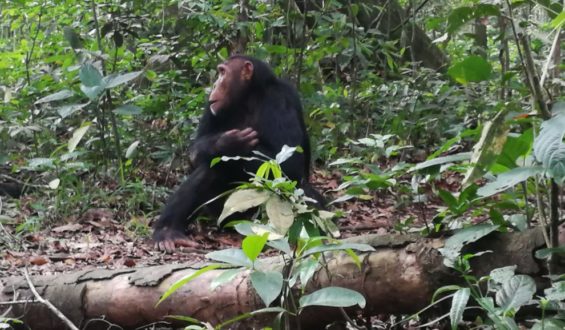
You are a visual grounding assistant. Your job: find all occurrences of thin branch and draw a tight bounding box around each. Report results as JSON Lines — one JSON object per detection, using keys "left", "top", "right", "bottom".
{"left": 0, "top": 300, "right": 37, "bottom": 306}
{"left": 23, "top": 268, "right": 79, "bottom": 330}
{"left": 390, "top": 0, "right": 431, "bottom": 33}
{"left": 540, "top": 26, "right": 562, "bottom": 86}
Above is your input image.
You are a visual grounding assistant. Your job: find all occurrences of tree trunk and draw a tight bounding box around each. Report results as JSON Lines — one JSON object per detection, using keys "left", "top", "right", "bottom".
{"left": 355, "top": 0, "right": 449, "bottom": 70}
{"left": 0, "top": 229, "right": 549, "bottom": 330}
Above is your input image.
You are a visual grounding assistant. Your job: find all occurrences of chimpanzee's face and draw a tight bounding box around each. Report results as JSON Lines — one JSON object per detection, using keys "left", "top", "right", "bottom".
{"left": 208, "top": 58, "right": 254, "bottom": 116}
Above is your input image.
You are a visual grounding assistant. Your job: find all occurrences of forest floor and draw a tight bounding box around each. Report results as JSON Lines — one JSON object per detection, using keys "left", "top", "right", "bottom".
{"left": 0, "top": 169, "right": 459, "bottom": 278}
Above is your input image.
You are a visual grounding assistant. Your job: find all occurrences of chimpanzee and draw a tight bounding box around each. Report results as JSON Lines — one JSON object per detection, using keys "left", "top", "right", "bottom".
{"left": 152, "top": 55, "right": 322, "bottom": 252}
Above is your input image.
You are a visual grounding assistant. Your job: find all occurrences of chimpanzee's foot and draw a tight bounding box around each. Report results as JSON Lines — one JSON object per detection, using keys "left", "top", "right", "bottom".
{"left": 152, "top": 226, "right": 199, "bottom": 253}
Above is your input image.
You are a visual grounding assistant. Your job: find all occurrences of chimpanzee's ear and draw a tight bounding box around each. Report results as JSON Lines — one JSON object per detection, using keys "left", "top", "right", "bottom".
{"left": 241, "top": 61, "right": 254, "bottom": 81}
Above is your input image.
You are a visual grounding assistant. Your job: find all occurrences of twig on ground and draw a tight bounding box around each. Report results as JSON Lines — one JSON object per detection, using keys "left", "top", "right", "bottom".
{"left": 23, "top": 267, "right": 79, "bottom": 330}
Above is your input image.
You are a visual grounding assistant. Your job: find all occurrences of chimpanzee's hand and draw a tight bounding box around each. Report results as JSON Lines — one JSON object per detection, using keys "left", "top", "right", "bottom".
{"left": 153, "top": 226, "right": 199, "bottom": 253}
{"left": 215, "top": 127, "right": 259, "bottom": 155}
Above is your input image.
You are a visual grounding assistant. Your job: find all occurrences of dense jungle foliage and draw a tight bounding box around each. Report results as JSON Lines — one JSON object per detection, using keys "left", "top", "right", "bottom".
{"left": 0, "top": 0, "right": 564, "bottom": 329}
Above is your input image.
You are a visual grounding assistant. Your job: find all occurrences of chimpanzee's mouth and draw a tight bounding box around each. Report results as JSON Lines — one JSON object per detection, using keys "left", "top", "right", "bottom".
{"left": 209, "top": 100, "right": 218, "bottom": 115}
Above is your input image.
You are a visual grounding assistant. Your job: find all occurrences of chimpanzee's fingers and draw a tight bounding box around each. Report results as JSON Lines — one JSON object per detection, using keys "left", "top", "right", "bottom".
{"left": 165, "top": 240, "right": 175, "bottom": 254}
{"left": 241, "top": 127, "right": 254, "bottom": 134}
{"left": 249, "top": 139, "right": 259, "bottom": 147}
{"left": 241, "top": 129, "right": 258, "bottom": 140}
{"left": 224, "top": 129, "right": 240, "bottom": 136}
{"left": 175, "top": 238, "right": 199, "bottom": 248}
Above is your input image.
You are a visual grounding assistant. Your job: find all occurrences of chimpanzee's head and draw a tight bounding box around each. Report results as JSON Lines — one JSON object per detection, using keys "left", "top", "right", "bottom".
{"left": 208, "top": 57, "right": 254, "bottom": 116}
{"left": 208, "top": 55, "right": 276, "bottom": 116}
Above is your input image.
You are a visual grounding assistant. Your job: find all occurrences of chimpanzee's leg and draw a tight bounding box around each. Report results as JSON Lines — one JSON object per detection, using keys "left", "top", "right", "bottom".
{"left": 153, "top": 165, "right": 226, "bottom": 252}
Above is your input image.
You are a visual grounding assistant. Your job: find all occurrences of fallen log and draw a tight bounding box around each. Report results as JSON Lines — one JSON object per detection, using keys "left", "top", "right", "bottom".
{"left": 0, "top": 229, "right": 548, "bottom": 329}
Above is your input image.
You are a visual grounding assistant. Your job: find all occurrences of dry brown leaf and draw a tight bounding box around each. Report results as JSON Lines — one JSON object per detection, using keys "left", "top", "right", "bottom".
{"left": 29, "top": 255, "right": 49, "bottom": 266}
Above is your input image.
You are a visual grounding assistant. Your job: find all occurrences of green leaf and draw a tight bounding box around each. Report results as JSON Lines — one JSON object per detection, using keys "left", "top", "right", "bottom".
{"left": 35, "top": 90, "right": 74, "bottom": 104}
{"left": 218, "top": 189, "right": 271, "bottom": 225}
{"left": 535, "top": 246, "right": 565, "bottom": 259}
{"left": 215, "top": 307, "right": 287, "bottom": 329}
{"left": 462, "top": 108, "right": 510, "bottom": 186}
{"left": 266, "top": 196, "right": 294, "bottom": 234}
{"left": 550, "top": 11, "right": 565, "bottom": 28}
{"left": 439, "top": 224, "right": 499, "bottom": 268}
{"left": 103, "top": 71, "right": 143, "bottom": 89}
{"left": 432, "top": 285, "right": 462, "bottom": 302}
{"left": 210, "top": 268, "right": 242, "bottom": 290}
{"left": 68, "top": 125, "right": 90, "bottom": 153}
{"left": 447, "top": 4, "right": 500, "bottom": 34}
{"left": 544, "top": 281, "right": 565, "bottom": 301}
{"left": 157, "top": 264, "right": 222, "bottom": 305}
{"left": 448, "top": 56, "right": 492, "bottom": 84}
{"left": 206, "top": 249, "right": 252, "bottom": 268}
{"left": 495, "top": 275, "right": 535, "bottom": 313}
{"left": 299, "top": 287, "right": 366, "bottom": 308}
{"left": 125, "top": 141, "right": 140, "bottom": 159}
{"left": 267, "top": 239, "right": 291, "bottom": 255}
{"left": 297, "top": 257, "right": 319, "bottom": 289}
{"left": 250, "top": 271, "right": 283, "bottom": 307}
{"left": 489, "top": 266, "right": 517, "bottom": 285}
{"left": 450, "top": 288, "right": 470, "bottom": 330}
{"left": 533, "top": 103, "right": 565, "bottom": 183}
{"left": 495, "top": 129, "right": 534, "bottom": 171}
{"left": 438, "top": 190, "right": 459, "bottom": 210}
{"left": 80, "top": 63, "right": 103, "bottom": 86}
{"left": 79, "top": 64, "right": 105, "bottom": 100}
{"left": 477, "top": 166, "right": 545, "bottom": 197}
{"left": 242, "top": 233, "right": 269, "bottom": 263}
{"left": 114, "top": 104, "right": 142, "bottom": 115}
{"left": 57, "top": 103, "right": 89, "bottom": 119}
{"left": 63, "top": 26, "right": 82, "bottom": 49}
{"left": 410, "top": 152, "right": 472, "bottom": 172}
{"left": 275, "top": 145, "right": 300, "bottom": 164}
{"left": 27, "top": 158, "right": 55, "bottom": 169}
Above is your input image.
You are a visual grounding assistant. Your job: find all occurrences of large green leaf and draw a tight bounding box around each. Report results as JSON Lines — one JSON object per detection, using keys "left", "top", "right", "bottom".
{"left": 114, "top": 104, "right": 142, "bottom": 116}
{"left": 218, "top": 189, "right": 271, "bottom": 225}
{"left": 242, "top": 234, "right": 269, "bottom": 263}
{"left": 544, "top": 281, "right": 565, "bottom": 301}
{"left": 447, "top": 4, "right": 500, "bottom": 34}
{"left": 210, "top": 268, "right": 242, "bottom": 290}
{"left": 299, "top": 287, "right": 366, "bottom": 308}
{"left": 494, "top": 129, "right": 534, "bottom": 172}
{"left": 206, "top": 248, "right": 252, "bottom": 268}
{"left": 462, "top": 108, "right": 509, "bottom": 186}
{"left": 410, "top": 152, "right": 472, "bottom": 172}
{"left": 68, "top": 125, "right": 90, "bottom": 153}
{"left": 35, "top": 89, "right": 74, "bottom": 104}
{"left": 157, "top": 264, "right": 222, "bottom": 305}
{"left": 448, "top": 56, "right": 492, "bottom": 84}
{"left": 57, "top": 103, "right": 89, "bottom": 119}
{"left": 250, "top": 271, "right": 283, "bottom": 307}
{"left": 450, "top": 288, "right": 470, "bottom": 330}
{"left": 533, "top": 103, "right": 565, "bottom": 183}
{"left": 477, "top": 166, "right": 545, "bottom": 197}
{"left": 103, "top": 71, "right": 143, "bottom": 89}
{"left": 266, "top": 196, "right": 294, "bottom": 234}
{"left": 79, "top": 64, "right": 105, "bottom": 100}
{"left": 495, "top": 275, "right": 535, "bottom": 313}
{"left": 439, "top": 224, "right": 499, "bottom": 268}
{"left": 63, "top": 26, "right": 82, "bottom": 49}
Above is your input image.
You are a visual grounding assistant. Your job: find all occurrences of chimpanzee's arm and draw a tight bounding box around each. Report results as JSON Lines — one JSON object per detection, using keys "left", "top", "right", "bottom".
{"left": 188, "top": 110, "right": 259, "bottom": 170}
{"left": 256, "top": 85, "right": 307, "bottom": 182}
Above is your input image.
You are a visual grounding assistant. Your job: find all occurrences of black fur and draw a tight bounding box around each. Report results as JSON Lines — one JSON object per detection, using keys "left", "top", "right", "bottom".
{"left": 153, "top": 55, "right": 322, "bottom": 238}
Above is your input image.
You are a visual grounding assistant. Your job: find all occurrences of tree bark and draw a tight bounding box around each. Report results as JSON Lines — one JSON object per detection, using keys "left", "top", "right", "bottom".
{"left": 0, "top": 229, "right": 548, "bottom": 330}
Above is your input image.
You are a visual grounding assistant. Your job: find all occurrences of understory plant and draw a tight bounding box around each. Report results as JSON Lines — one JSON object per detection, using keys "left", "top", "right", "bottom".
{"left": 158, "top": 146, "right": 374, "bottom": 329}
